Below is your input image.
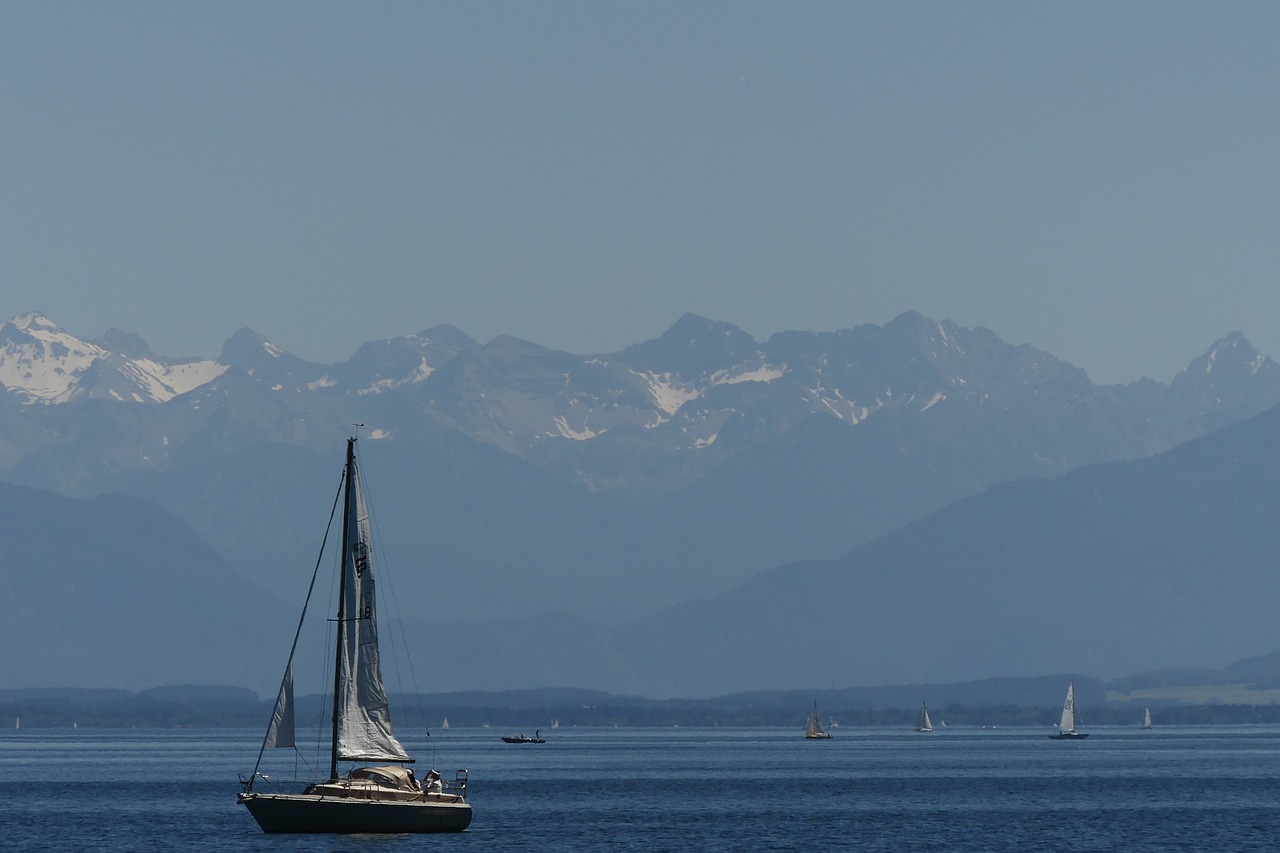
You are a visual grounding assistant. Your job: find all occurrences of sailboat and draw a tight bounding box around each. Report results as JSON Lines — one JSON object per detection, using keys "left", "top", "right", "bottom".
{"left": 916, "top": 702, "right": 934, "bottom": 732}
{"left": 1049, "top": 679, "right": 1089, "bottom": 740}
{"left": 804, "top": 701, "right": 832, "bottom": 739}
{"left": 1142, "top": 707, "right": 1153, "bottom": 729}
{"left": 238, "top": 437, "right": 472, "bottom": 834}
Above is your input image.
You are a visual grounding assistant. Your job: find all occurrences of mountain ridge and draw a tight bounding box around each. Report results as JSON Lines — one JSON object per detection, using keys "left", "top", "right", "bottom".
{"left": 6, "top": 309, "right": 1280, "bottom": 688}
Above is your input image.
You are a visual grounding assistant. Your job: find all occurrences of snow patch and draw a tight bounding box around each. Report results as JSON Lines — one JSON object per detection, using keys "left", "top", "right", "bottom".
{"left": 819, "top": 396, "right": 849, "bottom": 421}
{"left": 553, "top": 415, "right": 599, "bottom": 440}
{"left": 0, "top": 316, "right": 105, "bottom": 402}
{"left": 710, "top": 363, "right": 787, "bottom": 386}
{"left": 359, "top": 378, "right": 397, "bottom": 396}
{"left": 921, "top": 391, "right": 945, "bottom": 411}
{"left": 410, "top": 357, "right": 435, "bottom": 383}
{"left": 358, "top": 358, "right": 436, "bottom": 396}
{"left": 639, "top": 371, "right": 700, "bottom": 416}
{"left": 153, "top": 359, "right": 227, "bottom": 396}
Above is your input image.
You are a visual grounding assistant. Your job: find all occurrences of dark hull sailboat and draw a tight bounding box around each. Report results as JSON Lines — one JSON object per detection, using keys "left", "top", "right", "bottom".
{"left": 238, "top": 437, "right": 472, "bottom": 834}
{"left": 242, "top": 789, "right": 472, "bottom": 834}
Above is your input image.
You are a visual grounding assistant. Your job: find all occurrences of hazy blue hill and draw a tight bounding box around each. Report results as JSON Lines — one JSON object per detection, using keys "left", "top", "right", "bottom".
{"left": 121, "top": 427, "right": 634, "bottom": 621}
{"left": 117, "top": 440, "right": 340, "bottom": 605}
{"left": 15, "top": 387, "right": 1280, "bottom": 699}
{"left": 402, "top": 399, "right": 1280, "bottom": 697}
{"left": 0, "top": 481, "right": 290, "bottom": 693}
{"left": 599, "top": 401, "right": 1280, "bottom": 696}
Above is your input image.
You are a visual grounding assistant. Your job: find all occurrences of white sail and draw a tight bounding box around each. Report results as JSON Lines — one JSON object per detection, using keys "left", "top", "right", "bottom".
{"left": 336, "top": 456, "right": 410, "bottom": 763}
{"left": 264, "top": 661, "right": 295, "bottom": 749}
{"left": 917, "top": 703, "right": 933, "bottom": 732}
{"left": 1058, "top": 681, "right": 1077, "bottom": 733}
{"left": 804, "top": 702, "right": 830, "bottom": 738}
{"left": 1142, "top": 707, "right": 1152, "bottom": 729}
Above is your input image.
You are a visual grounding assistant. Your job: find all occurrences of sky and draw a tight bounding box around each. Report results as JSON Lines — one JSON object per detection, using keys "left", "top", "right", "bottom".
{"left": 4, "top": 1, "right": 1279, "bottom": 385}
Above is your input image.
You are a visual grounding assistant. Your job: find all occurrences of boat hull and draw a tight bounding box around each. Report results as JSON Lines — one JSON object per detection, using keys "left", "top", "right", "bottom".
{"left": 1049, "top": 732, "right": 1089, "bottom": 740}
{"left": 239, "top": 792, "right": 472, "bottom": 834}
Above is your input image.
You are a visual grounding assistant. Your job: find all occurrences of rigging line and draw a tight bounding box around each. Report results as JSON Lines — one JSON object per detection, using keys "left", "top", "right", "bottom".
{"left": 248, "top": 464, "right": 347, "bottom": 790}
{"left": 315, "top": 611, "right": 335, "bottom": 775}
{"left": 361, "top": 454, "right": 430, "bottom": 736}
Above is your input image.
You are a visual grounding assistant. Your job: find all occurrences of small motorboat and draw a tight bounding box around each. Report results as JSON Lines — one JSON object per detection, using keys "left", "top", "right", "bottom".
{"left": 501, "top": 731, "right": 545, "bottom": 744}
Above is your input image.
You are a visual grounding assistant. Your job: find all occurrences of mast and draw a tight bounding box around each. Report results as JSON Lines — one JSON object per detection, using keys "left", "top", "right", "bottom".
{"left": 330, "top": 436, "right": 356, "bottom": 781}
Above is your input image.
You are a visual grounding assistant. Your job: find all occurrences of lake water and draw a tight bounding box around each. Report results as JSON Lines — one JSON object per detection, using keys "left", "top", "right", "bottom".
{"left": 3, "top": 725, "right": 1280, "bottom": 851}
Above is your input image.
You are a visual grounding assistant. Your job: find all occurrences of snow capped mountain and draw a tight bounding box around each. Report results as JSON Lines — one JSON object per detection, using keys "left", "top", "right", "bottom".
{"left": 332, "top": 324, "right": 479, "bottom": 397}
{"left": 1175, "top": 331, "right": 1276, "bottom": 388}
{"left": 3, "top": 308, "right": 1280, "bottom": 500}
{"left": 0, "top": 312, "right": 226, "bottom": 404}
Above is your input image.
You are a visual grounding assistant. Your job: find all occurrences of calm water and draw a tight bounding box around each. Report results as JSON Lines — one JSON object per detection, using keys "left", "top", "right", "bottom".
{"left": 4, "top": 725, "right": 1280, "bottom": 851}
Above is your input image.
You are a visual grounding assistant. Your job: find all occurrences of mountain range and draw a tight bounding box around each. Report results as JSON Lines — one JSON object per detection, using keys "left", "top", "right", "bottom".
{"left": 4, "top": 310, "right": 1280, "bottom": 697}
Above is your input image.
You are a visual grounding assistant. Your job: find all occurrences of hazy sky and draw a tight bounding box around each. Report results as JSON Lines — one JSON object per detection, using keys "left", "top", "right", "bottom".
{"left": 5, "top": 1, "right": 1279, "bottom": 384}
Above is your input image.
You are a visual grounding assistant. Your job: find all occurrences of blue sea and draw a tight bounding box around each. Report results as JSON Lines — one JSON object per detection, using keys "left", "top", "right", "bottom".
{"left": 4, "top": 725, "right": 1280, "bottom": 851}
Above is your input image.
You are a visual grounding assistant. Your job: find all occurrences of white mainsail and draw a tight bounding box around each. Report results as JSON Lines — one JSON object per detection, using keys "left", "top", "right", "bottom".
{"left": 336, "top": 455, "right": 410, "bottom": 763}
{"left": 1059, "top": 681, "right": 1077, "bottom": 733}
{"left": 917, "top": 703, "right": 933, "bottom": 732}
{"left": 1142, "top": 707, "right": 1152, "bottom": 729}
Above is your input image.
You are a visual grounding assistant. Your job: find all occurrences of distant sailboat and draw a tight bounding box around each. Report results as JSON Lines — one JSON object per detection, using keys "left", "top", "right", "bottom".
{"left": 442, "top": 718, "right": 450, "bottom": 730}
{"left": 916, "top": 702, "right": 934, "bottom": 733}
{"left": 551, "top": 719, "right": 560, "bottom": 729}
{"left": 804, "top": 702, "right": 832, "bottom": 739}
{"left": 1142, "top": 707, "right": 1152, "bottom": 729}
{"left": 1049, "top": 680, "right": 1089, "bottom": 739}
{"left": 14, "top": 717, "right": 18, "bottom": 730}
